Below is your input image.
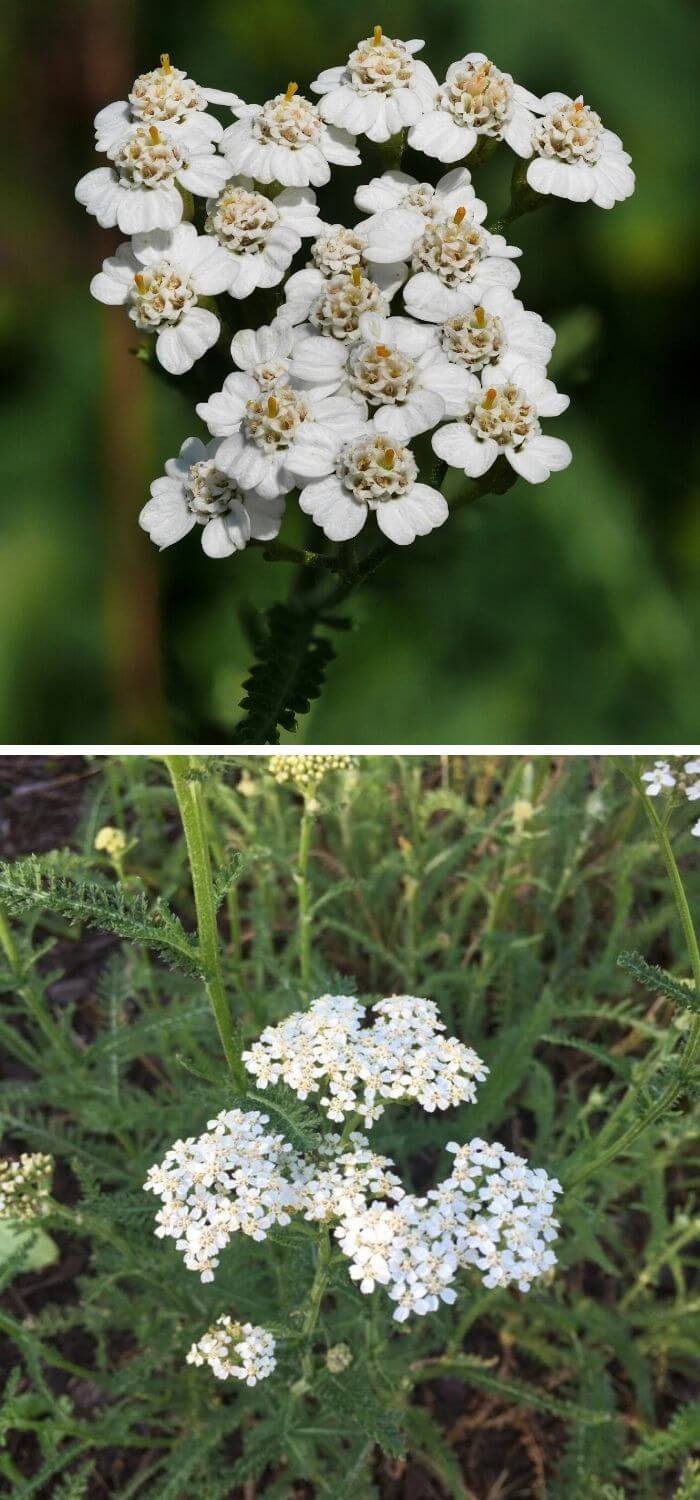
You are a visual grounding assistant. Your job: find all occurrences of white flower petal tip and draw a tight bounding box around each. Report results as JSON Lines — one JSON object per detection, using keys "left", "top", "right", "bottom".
{"left": 526, "top": 94, "right": 634, "bottom": 208}
{"left": 407, "top": 55, "right": 540, "bottom": 163}
{"left": 89, "top": 227, "right": 228, "bottom": 373}
{"left": 76, "top": 119, "right": 227, "bottom": 233}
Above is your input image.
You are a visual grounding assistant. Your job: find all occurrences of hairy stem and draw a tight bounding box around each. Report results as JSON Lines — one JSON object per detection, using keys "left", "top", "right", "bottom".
{"left": 164, "top": 756, "right": 246, "bottom": 1086}
{"left": 297, "top": 793, "right": 314, "bottom": 1002}
{"left": 300, "top": 1227, "right": 332, "bottom": 1379}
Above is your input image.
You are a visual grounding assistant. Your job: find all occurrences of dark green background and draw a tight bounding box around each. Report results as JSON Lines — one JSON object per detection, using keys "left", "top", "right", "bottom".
{"left": 3, "top": 0, "right": 698, "bottom": 743}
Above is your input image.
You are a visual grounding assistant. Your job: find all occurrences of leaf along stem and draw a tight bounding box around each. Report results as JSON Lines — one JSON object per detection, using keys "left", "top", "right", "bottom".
{"left": 164, "top": 757, "right": 246, "bottom": 1087}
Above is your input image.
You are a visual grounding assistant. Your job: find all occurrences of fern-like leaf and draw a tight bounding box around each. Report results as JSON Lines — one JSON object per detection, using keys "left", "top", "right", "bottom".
{"left": 232, "top": 603, "right": 339, "bottom": 744}
{"left": 618, "top": 952, "right": 698, "bottom": 1012}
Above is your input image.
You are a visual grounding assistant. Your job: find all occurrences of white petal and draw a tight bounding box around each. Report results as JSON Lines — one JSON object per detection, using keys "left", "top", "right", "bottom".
{"left": 286, "top": 428, "right": 339, "bottom": 479}
{"left": 290, "top": 335, "right": 346, "bottom": 384}
{"left": 276, "top": 186, "right": 322, "bottom": 236}
{"left": 376, "top": 484, "right": 448, "bottom": 544}
{"left": 75, "top": 168, "right": 123, "bottom": 228}
{"left": 432, "top": 423, "right": 497, "bottom": 477}
{"left": 139, "top": 486, "right": 195, "bottom": 549}
{"left": 299, "top": 476, "right": 367, "bottom": 540}
{"left": 177, "top": 153, "right": 230, "bottom": 197}
{"left": 408, "top": 111, "right": 475, "bottom": 163}
{"left": 225, "top": 254, "right": 264, "bottom": 299}
{"left": 282, "top": 267, "right": 324, "bottom": 324}
{"left": 189, "top": 238, "right": 237, "bottom": 294}
{"left": 196, "top": 371, "right": 258, "bottom": 432}
{"left": 156, "top": 308, "right": 219, "bottom": 374}
{"left": 354, "top": 170, "right": 417, "bottom": 214}
{"left": 506, "top": 434, "right": 572, "bottom": 483}
{"left": 421, "top": 357, "right": 478, "bottom": 415}
{"left": 502, "top": 102, "right": 536, "bottom": 158}
{"left": 247, "top": 493, "right": 285, "bottom": 540}
{"left": 201, "top": 502, "right": 251, "bottom": 557}
{"left": 364, "top": 206, "right": 425, "bottom": 263}
{"left": 117, "top": 185, "right": 182, "bottom": 234}
{"left": 322, "top": 125, "right": 361, "bottom": 166}
{"left": 373, "top": 388, "right": 445, "bottom": 441}
{"left": 232, "top": 320, "right": 294, "bottom": 369}
{"left": 404, "top": 271, "right": 475, "bottom": 322}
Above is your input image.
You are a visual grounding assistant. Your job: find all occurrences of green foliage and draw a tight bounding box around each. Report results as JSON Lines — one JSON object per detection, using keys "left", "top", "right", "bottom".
{"left": 0, "top": 755, "right": 697, "bottom": 1495}
{"left": 232, "top": 603, "right": 338, "bottom": 744}
{"left": 618, "top": 950, "right": 699, "bottom": 1012}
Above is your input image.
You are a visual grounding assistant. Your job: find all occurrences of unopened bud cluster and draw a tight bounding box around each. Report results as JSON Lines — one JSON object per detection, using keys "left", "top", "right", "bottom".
{"left": 0, "top": 1153, "right": 53, "bottom": 1222}
{"left": 268, "top": 753, "right": 358, "bottom": 788}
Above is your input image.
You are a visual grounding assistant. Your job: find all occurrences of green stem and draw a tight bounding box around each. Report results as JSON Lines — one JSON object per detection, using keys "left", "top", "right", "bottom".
{"left": 164, "top": 756, "right": 246, "bottom": 1087}
{"left": 297, "top": 793, "right": 313, "bottom": 1002}
{"left": 300, "top": 1227, "right": 332, "bottom": 1380}
{"left": 565, "top": 757, "right": 699, "bottom": 1190}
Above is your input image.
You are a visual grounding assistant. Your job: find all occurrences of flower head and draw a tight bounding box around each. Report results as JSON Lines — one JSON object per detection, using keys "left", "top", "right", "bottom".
{"left": 94, "top": 826, "right": 128, "bottom": 859}
{"left": 432, "top": 362, "right": 571, "bottom": 484}
{"left": 298, "top": 429, "right": 448, "bottom": 545}
{"left": 268, "top": 753, "right": 358, "bottom": 787}
{"left": 312, "top": 29, "right": 438, "bottom": 144}
{"left": 90, "top": 223, "right": 232, "bottom": 374}
{"left": 139, "top": 436, "right": 284, "bottom": 558}
{"left": 408, "top": 53, "right": 541, "bottom": 162}
{"left": 204, "top": 179, "right": 321, "bottom": 297}
{"left": 526, "top": 92, "right": 635, "bottom": 209}
{"left": 92, "top": 54, "right": 239, "bottom": 156}
{"left": 282, "top": 264, "right": 403, "bottom": 341}
{"left": 0, "top": 1153, "right": 53, "bottom": 1222}
{"left": 221, "top": 83, "right": 359, "bottom": 187}
{"left": 76, "top": 119, "right": 230, "bottom": 234}
{"left": 187, "top": 1316, "right": 276, "bottom": 1384}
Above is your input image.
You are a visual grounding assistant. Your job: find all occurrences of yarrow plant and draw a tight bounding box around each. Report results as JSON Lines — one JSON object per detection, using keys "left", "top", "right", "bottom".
{"left": 75, "top": 34, "right": 635, "bottom": 739}
{"left": 642, "top": 757, "right": 700, "bottom": 838}
{"left": 145, "top": 992, "right": 561, "bottom": 1379}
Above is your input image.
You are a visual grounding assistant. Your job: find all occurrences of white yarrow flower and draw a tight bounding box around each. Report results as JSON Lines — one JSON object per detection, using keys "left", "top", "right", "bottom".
{"left": 400, "top": 204, "right": 522, "bottom": 323}
{"left": 203, "top": 178, "right": 321, "bottom": 297}
{"left": 197, "top": 329, "right": 367, "bottom": 499}
{"left": 139, "top": 436, "right": 284, "bottom": 557}
{"left": 90, "top": 224, "right": 231, "bottom": 374}
{"left": 641, "top": 760, "right": 677, "bottom": 796}
{"left": 290, "top": 311, "right": 475, "bottom": 442}
{"left": 408, "top": 53, "right": 541, "bottom": 162}
{"left": 526, "top": 93, "right": 635, "bottom": 209}
{"left": 76, "top": 119, "right": 230, "bottom": 234}
{"left": 281, "top": 264, "right": 402, "bottom": 342}
{"left": 312, "top": 27, "right": 438, "bottom": 144}
{"left": 187, "top": 1316, "right": 276, "bottom": 1385}
{"left": 93, "top": 53, "right": 240, "bottom": 155}
{"left": 357, "top": 167, "right": 482, "bottom": 264}
{"left": 220, "top": 82, "right": 359, "bottom": 188}
{"left": 418, "top": 285, "right": 556, "bottom": 379}
{"left": 432, "top": 362, "right": 571, "bottom": 484}
{"left": 298, "top": 432, "right": 448, "bottom": 545}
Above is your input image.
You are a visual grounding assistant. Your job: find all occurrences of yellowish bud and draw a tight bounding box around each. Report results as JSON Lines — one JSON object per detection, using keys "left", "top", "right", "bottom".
{"left": 475, "top": 305, "right": 486, "bottom": 327}
{"left": 453, "top": 205, "right": 467, "bottom": 225}
{"left": 267, "top": 396, "right": 279, "bottom": 418}
{"left": 373, "top": 24, "right": 383, "bottom": 45}
{"left": 285, "top": 81, "right": 298, "bottom": 101}
{"left": 484, "top": 387, "right": 497, "bottom": 409}
{"left": 148, "top": 125, "right": 161, "bottom": 144}
{"left": 160, "top": 53, "right": 172, "bottom": 72}
{"left": 375, "top": 343, "right": 390, "bottom": 357}
{"left": 351, "top": 265, "right": 362, "bottom": 287}
{"left": 380, "top": 447, "right": 395, "bottom": 469}
{"left": 134, "top": 272, "right": 147, "bottom": 293}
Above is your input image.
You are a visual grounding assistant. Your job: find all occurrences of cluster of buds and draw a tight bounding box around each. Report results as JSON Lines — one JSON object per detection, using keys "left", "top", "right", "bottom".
{"left": 0, "top": 1153, "right": 53, "bottom": 1222}
{"left": 267, "top": 753, "right": 358, "bottom": 788}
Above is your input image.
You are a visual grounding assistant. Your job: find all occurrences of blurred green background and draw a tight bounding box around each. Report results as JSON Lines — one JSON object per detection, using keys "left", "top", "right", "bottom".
{"left": 2, "top": 0, "right": 699, "bottom": 744}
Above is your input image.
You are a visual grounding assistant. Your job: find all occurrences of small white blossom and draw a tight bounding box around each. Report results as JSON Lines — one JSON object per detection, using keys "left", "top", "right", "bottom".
{"left": 93, "top": 53, "right": 239, "bottom": 155}
{"left": 312, "top": 28, "right": 438, "bottom": 144}
{"left": 220, "top": 82, "right": 359, "bottom": 188}
{"left": 90, "top": 224, "right": 231, "bottom": 374}
{"left": 196, "top": 329, "right": 367, "bottom": 499}
{"left": 397, "top": 204, "right": 522, "bottom": 324}
{"left": 641, "top": 760, "right": 677, "bottom": 797}
{"left": 408, "top": 53, "right": 541, "bottom": 162}
{"left": 432, "top": 362, "right": 571, "bottom": 484}
{"left": 526, "top": 93, "right": 635, "bottom": 209}
{"left": 358, "top": 168, "right": 488, "bottom": 272}
{"left": 282, "top": 264, "right": 403, "bottom": 340}
{"left": 76, "top": 119, "right": 230, "bottom": 234}
{"left": 204, "top": 179, "right": 321, "bottom": 297}
{"left": 298, "top": 430, "right": 448, "bottom": 545}
{"left": 411, "top": 285, "right": 555, "bottom": 380}
{"left": 291, "top": 311, "right": 474, "bottom": 442}
{"left": 139, "top": 436, "right": 284, "bottom": 557}
{"left": 187, "top": 1316, "right": 276, "bottom": 1385}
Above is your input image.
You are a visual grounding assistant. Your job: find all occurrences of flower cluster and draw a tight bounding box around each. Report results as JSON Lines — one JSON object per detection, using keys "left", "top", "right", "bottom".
{"left": 186, "top": 1315, "right": 277, "bottom": 1384}
{"left": 335, "top": 1138, "right": 561, "bottom": 1321}
{"left": 241, "top": 993, "right": 488, "bottom": 1125}
{"left": 145, "top": 993, "right": 561, "bottom": 1376}
{"left": 143, "top": 1107, "right": 303, "bottom": 1280}
{"left": 77, "top": 35, "right": 634, "bottom": 559}
{"left": 94, "top": 825, "right": 128, "bottom": 859}
{"left": 642, "top": 757, "right": 700, "bottom": 837}
{"left": 0, "top": 1153, "right": 53, "bottom": 1222}
{"left": 268, "top": 752, "right": 358, "bottom": 787}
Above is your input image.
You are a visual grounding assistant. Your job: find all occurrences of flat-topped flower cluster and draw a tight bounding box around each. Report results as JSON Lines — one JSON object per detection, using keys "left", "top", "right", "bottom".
{"left": 76, "top": 37, "right": 634, "bottom": 560}
{"left": 0, "top": 1152, "right": 53, "bottom": 1222}
{"left": 145, "top": 993, "right": 561, "bottom": 1383}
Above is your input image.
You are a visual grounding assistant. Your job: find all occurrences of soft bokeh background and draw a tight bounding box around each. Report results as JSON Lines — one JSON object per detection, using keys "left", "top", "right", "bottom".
{"left": 3, "top": 0, "right": 699, "bottom": 743}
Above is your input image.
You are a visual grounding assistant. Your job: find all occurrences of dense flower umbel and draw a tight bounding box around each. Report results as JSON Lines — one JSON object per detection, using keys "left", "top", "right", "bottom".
{"left": 268, "top": 753, "right": 358, "bottom": 786}
{"left": 242, "top": 994, "right": 487, "bottom": 1124}
{"left": 187, "top": 1316, "right": 277, "bottom": 1384}
{"left": 335, "top": 1140, "right": 561, "bottom": 1319}
{"left": 80, "top": 41, "right": 635, "bottom": 570}
{"left": 0, "top": 1153, "right": 53, "bottom": 1222}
